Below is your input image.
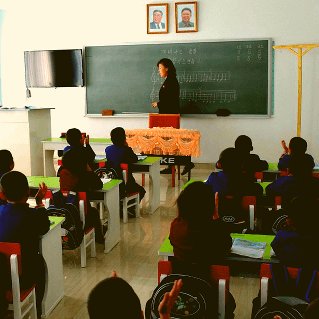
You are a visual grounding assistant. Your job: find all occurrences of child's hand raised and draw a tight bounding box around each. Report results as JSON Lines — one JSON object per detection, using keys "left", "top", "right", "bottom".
{"left": 158, "top": 279, "right": 183, "bottom": 319}
{"left": 281, "top": 140, "right": 288, "bottom": 154}
{"left": 35, "top": 182, "right": 48, "bottom": 206}
{"left": 85, "top": 135, "right": 90, "bottom": 145}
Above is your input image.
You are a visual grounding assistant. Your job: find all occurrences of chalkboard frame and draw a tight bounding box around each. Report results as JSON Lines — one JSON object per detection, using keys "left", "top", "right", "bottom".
{"left": 84, "top": 38, "right": 273, "bottom": 118}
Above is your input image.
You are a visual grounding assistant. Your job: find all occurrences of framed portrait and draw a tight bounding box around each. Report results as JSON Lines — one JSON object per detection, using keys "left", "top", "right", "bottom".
{"left": 175, "top": 2, "right": 198, "bottom": 33}
{"left": 147, "top": 3, "right": 169, "bottom": 34}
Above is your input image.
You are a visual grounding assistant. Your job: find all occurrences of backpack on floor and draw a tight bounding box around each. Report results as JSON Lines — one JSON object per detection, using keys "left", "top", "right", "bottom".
{"left": 46, "top": 190, "right": 84, "bottom": 250}
{"left": 146, "top": 274, "right": 217, "bottom": 319}
{"left": 252, "top": 264, "right": 317, "bottom": 319}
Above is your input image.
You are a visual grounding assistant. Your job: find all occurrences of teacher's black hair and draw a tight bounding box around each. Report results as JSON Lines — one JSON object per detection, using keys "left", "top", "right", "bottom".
{"left": 157, "top": 58, "right": 176, "bottom": 77}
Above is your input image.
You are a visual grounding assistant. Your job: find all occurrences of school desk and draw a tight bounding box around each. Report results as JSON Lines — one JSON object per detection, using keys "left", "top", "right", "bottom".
{"left": 27, "top": 176, "right": 122, "bottom": 254}
{"left": 41, "top": 216, "right": 65, "bottom": 317}
{"left": 42, "top": 137, "right": 112, "bottom": 176}
{"left": 92, "top": 156, "right": 161, "bottom": 214}
{"left": 158, "top": 233, "right": 277, "bottom": 264}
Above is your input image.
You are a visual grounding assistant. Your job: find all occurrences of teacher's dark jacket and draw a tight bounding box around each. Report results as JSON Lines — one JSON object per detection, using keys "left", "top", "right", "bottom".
{"left": 158, "top": 75, "right": 180, "bottom": 114}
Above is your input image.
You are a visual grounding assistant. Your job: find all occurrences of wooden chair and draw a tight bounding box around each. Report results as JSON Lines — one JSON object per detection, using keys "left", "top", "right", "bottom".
{"left": 149, "top": 113, "right": 181, "bottom": 187}
{"left": 120, "top": 163, "right": 140, "bottom": 223}
{"left": 0, "top": 242, "right": 37, "bottom": 319}
{"left": 45, "top": 190, "right": 96, "bottom": 268}
{"left": 214, "top": 193, "right": 256, "bottom": 231}
{"left": 259, "top": 263, "right": 319, "bottom": 307}
{"left": 158, "top": 260, "right": 230, "bottom": 319}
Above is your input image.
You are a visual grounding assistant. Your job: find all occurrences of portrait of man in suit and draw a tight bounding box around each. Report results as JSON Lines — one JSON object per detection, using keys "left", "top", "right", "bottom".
{"left": 150, "top": 10, "right": 165, "bottom": 30}
{"left": 147, "top": 4, "right": 168, "bottom": 34}
{"left": 175, "top": 2, "right": 198, "bottom": 33}
{"left": 178, "top": 8, "right": 194, "bottom": 28}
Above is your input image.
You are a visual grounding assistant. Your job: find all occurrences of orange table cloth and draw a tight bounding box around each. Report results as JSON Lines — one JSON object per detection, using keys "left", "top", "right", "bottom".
{"left": 126, "top": 127, "right": 201, "bottom": 157}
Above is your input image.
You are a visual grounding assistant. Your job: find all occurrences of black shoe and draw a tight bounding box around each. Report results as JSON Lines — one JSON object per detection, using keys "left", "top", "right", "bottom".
{"left": 181, "top": 162, "right": 195, "bottom": 175}
{"left": 160, "top": 167, "right": 173, "bottom": 174}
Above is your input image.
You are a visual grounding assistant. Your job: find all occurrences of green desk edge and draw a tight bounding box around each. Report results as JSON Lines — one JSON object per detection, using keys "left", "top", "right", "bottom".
{"left": 49, "top": 216, "right": 65, "bottom": 230}
{"left": 159, "top": 233, "right": 275, "bottom": 260}
{"left": 27, "top": 176, "right": 122, "bottom": 191}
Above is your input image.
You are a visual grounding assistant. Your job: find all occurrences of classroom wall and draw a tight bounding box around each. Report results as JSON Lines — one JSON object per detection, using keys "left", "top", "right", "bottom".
{"left": 1, "top": 1, "right": 319, "bottom": 163}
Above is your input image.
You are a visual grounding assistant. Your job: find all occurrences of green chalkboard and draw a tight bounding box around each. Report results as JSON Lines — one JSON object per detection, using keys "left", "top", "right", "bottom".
{"left": 85, "top": 39, "right": 272, "bottom": 115}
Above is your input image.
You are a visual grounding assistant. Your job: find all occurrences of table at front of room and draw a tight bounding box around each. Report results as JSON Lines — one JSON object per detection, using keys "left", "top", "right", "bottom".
{"left": 41, "top": 216, "right": 64, "bottom": 317}
{"left": 27, "top": 176, "right": 122, "bottom": 254}
{"left": 42, "top": 138, "right": 112, "bottom": 176}
{"left": 158, "top": 233, "right": 277, "bottom": 264}
{"left": 126, "top": 127, "right": 201, "bottom": 183}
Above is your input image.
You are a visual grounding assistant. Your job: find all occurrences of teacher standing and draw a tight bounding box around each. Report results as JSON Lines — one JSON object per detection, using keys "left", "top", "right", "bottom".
{"left": 151, "top": 58, "right": 180, "bottom": 114}
{"left": 151, "top": 58, "right": 194, "bottom": 175}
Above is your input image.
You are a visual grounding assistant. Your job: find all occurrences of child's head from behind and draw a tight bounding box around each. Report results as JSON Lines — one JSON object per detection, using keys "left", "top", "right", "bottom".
{"left": 66, "top": 128, "right": 83, "bottom": 147}
{"left": 288, "top": 153, "right": 314, "bottom": 177}
{"left": 0, "top": 171, "right": 29, "bottom": 202}
{"left": 235, "top": 135, "right": 253, "bottom": 153}
{"left": 62, "top": 148, "right": 87, "bottom": 176}
{"left": 0, "top": 150, "right": 14, "bottom": 174}
{"left": 286, "top": 196, "right": 319, "bottom": 234}
{"left": 289, "top": 137, "right": 307, "bottom": 155}
{"left": 218, "top": 147, "right": 241, "bottom": 174}
{"left": 177, "top": 181, "right": 214, "bottom": 223}
{"left": 87, "top": 275, "right": 142, "bottom": 319}
{"left": 110, "top": 127, "right": 126, "bottom": 146}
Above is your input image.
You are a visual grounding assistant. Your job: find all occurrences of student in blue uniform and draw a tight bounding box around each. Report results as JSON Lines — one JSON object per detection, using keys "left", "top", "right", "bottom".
{"left": 278, "top": 136, "right": 315, "bottom": 171}
{"left": 105, "top": 127, "right": 146, "bottom": 201}
{"left": 271, "top": 195, "right": 319, "bottom": 268}
{"left": 0, "top": 149, "right": 14, "bottom": 179}
{"left": 0, "top": 149, "right": 14, "bottom": 205}
{"left": 60, "top": 128, "right": 96, "bottom": 172}
{"left": 266, "top": 153, "right": 319, "bottom": 208}
{"left": 206, "top": 147, "right": 263, "bottom": 198}
{"left": 0, "top": 171, "right": 50, "bottom": 316}
{"left": 234, "top": 135, "right": 268, "bottom": 179}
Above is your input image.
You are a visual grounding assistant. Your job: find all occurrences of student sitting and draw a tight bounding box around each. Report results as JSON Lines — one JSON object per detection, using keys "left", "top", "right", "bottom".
{"left": 266, "top": 154, "right": 319, "bottom": 208}
{"left": 0, "top": 149, "right": 14, "bottom": 205}
{"left": 169, "top": 181, "right": 235, "bottom": 318}
{"left": 59, "top": 147, "right": 104, "bottom": 243}
{"left": 278, "top": 136, "right": 315, "bottom": 171}
{"left": 206, "top": 147, "right": 263, "bottom": 198}
{"left": 87, "top": 270, "right": 182, "bottom": 319}
{"left": 234, "top": 135, "right": 268, "bottom": 178}
{"left": 0, "top": 149, "right": 14, "bottom": 179}
{"left": 58, "top": 128, "right": 96, "bottom": 174}
{"left": 105, "top": 127, "right": 146, "bottom": 201}
{"left": 271, "top": 195, "right": 319, "bottom": 268}
{"left": 0, "top": 171, "right": 50, "bottom": 317}
{"left": 170, "top": 181, "right": 232, "bottom": 269}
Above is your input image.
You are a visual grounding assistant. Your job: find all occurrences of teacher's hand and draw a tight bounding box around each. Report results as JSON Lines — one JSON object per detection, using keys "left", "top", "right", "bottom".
{"left": 152, "top": 102, "right": 158, "bottom": 108}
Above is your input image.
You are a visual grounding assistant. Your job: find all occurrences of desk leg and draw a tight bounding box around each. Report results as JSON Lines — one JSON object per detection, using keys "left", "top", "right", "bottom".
{"left": 40, "top": 224, "right": 64, "bottom": 317}
{"left": 104, "top": 186, "right": 120, "bottom": 253}
{"left": 148, "top": 161, "right": 160, "bottom": 214}
{"left": 43, "top": 149, "right": 56, "bottom": 176}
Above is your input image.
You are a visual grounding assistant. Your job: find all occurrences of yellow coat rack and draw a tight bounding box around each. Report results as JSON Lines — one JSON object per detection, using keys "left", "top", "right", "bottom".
{"left": 273, "top": 43, "right": 319, "bottom": 136}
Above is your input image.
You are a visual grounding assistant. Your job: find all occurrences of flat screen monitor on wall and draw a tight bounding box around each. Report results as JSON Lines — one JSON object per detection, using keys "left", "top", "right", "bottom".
{"left": 24, "top": 49, "right": 83, "bottom": 88}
